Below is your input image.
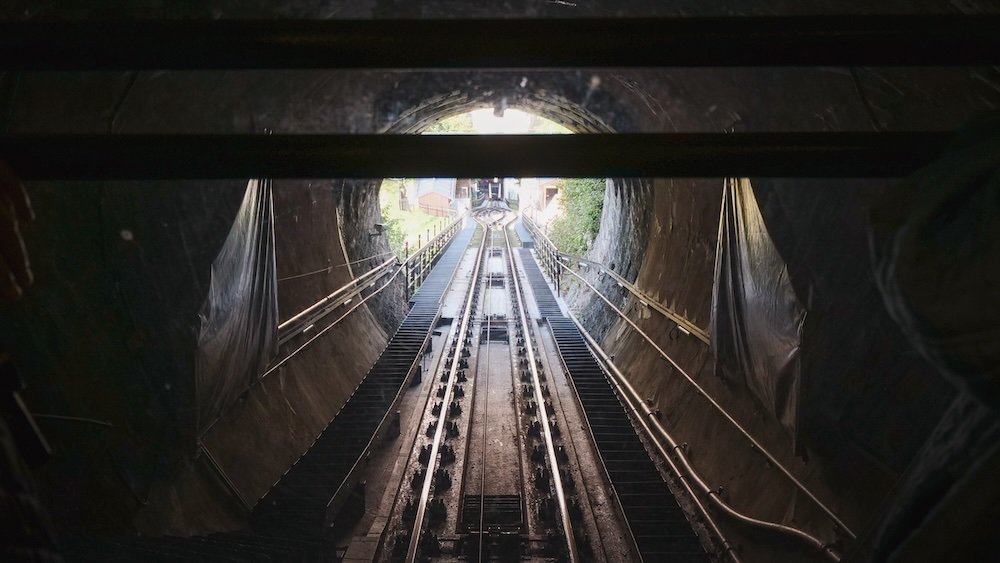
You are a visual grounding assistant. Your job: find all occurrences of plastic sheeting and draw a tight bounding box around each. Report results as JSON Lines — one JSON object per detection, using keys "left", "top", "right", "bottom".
{"left": 871, "top": 116, "right": 1000, "bottom": 409}
{"left": 195, "top": 179, "right": 278, "bottom": 433}
{"left": 711, "top": 177, "right": 805, "bottom": 438}
{"left": 866, "top": 116, "right": 1000, "bottom": 562}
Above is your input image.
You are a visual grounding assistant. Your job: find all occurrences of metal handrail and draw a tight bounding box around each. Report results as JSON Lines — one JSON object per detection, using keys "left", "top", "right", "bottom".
{"left": 521, "top": 214, "right": 709, "bottom": 343}
{"left": 278, "top": 257, "right": 394, "bottom": 329}
{"left": 559, "top": 264, "right": 857, "bottom": 540}
{"left": 199, "top": 221, "right": 468, "bottom": 438}
{"left": 568, "top": 311, "right": 842, "bottom": 561}
{"left": 403, "top": 214, "right": 465, "bottom": 265}
{"left": 404, "top": 215, "right": 466, "bottom": 294}
{"left": 278, "top": 215, "right": 464, "bottom": 341}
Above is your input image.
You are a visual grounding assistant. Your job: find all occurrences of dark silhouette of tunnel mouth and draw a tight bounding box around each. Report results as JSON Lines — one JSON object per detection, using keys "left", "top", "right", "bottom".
{"left": 383, "top": 99, "right": 615, "bottom": 135}
{"left": 375, "top": 72, "right": 628, "bottom": 135}
{"left": 375, "top": 84, "right": 632, "bottom": 257}
{"left": 378, "top": 103, "right": 612, "bottom": 261}
{"left": 371, "top": 83, "right": 653, "bottom": 318}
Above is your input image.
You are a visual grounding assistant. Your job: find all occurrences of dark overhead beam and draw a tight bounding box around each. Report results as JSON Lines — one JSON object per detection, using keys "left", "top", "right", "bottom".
{"left": 1, "top": 16, "right": 998, "bottom": 70}
{"left": 0, "top": 133, "right": 951, "bottom": 180}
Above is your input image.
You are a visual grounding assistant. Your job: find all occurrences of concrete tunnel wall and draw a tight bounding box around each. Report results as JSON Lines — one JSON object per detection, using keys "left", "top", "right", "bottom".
{"left": 2, "top": 1, "right": 1000, "bottom": 560}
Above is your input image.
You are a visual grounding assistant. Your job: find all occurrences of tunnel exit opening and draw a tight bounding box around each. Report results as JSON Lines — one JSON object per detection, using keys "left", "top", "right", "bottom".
{"left": 377, "top": 107, "right": 608, "bottom": 260}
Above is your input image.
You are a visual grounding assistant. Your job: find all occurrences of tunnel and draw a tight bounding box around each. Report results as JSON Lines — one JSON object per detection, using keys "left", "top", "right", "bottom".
{"left": 1, "top": 2, "right": 999, "bottom": 563}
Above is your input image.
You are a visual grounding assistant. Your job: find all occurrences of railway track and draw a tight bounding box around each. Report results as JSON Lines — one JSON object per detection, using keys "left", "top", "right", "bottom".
{"left": 385, "top": 202, "right": 582, "bottom": 563}
{"left": 518, "top": 248, "right": 709, "bottom": 563}
{"left": 68, "top": 202, "right": 710, "bottom": 563}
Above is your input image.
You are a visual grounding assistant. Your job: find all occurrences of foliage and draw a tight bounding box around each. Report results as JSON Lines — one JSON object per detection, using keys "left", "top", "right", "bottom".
{"left": 379, "top": 179, "right": 450, "bottom": 260}
{"left": 380, "top": 200, "right": 406, "bottom": 259}
{"left": 549, "top": 178, "right": 605, "bottom": 254}
{"left": 424, "top": 113, "right": 475, "bottom": 133}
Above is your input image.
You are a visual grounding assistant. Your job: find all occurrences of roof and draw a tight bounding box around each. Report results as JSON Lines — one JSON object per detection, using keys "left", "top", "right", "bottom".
{"left": 415, "top": 177, "right": 456, "bottom": 200}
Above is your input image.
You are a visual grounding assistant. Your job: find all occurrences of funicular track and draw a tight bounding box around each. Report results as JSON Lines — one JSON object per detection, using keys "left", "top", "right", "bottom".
{"left": 518, "top": 251, "right": 709, "bottom": 563}
{"left": 393, "top": 203, "right": 579, "bottom": 563}
{"left": 69, "top": 208, "right": 707, "bottom": 563}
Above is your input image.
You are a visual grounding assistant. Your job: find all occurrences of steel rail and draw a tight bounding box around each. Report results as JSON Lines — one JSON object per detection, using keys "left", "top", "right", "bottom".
{"left": 568, "top": 311, "right": 840, "bottom": 562}
{"left": 405, "top": 221, "right": 488, "bottom": 563}
{"left": 540, "top": 311, "right": 645, "bottom": 562}
{"left": 502, "top": 215, "right": 579, "bottom": 563}
{"left": 2, "top": 16, "right": 998, "bottom": 70}
{"left": 560, "top": 264, "right": 857, "bottom": 540}
{"left": 277, "top": 256, "right": 394, "bottom": 332}
{"left": 522, "top": 214, "right": 709, "bottom": 344}
{"left": 320, "top": 219, "right": 475, "bottom": 531}
{"left": 0, "top": 132, "right": 953, "bottom": 179}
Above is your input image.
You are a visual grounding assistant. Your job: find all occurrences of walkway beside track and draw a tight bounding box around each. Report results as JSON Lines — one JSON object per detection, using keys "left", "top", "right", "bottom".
{"left": 251, "top": 222, "right": 477, "bottom": 539}
{"left": 518, "top": 248, "right": 708, "bottom": 563}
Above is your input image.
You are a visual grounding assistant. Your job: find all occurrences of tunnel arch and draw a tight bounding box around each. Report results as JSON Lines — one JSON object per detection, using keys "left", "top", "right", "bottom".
{"left": 367, "top": 73, "right": 655, "bottom": 337}
{"left": 375, "top": 72, "right": 627, "bottom": 134}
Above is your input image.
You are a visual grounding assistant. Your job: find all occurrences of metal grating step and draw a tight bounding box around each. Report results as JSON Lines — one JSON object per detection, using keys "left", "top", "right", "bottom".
{"left": 517, "top": 248, "right": 562, "bottom": 318}
{"left": 461, "top": 495, "right": 524, "bottom": 533}
{"left": 519, "top": 249, "right": 707, "bottom": 563}
{"left": 251, "top": 222, "right": 478, "bottom": 540}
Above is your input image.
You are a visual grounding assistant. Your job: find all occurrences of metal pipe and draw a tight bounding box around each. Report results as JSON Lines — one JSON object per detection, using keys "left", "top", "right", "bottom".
{"left": 522, "top": 215, "right": 710, "bottom": 344}
{"left": 276, "top": 250, "right": 396, "bottom": 282}
{"left": 201, "top": 221, "right": 464, "bottom": 440}
{"left": 278, "top": 256, "right": 395, "bottom": 331}
{"left": 261, "top": 262, "right": 404, "bottom": 378}
{"left": 502, "top": 216, "right": 579, "bottom": 563}
{"left": 1, "top": 16, "right": 998, "bottom": 70}
{"left": 570, "top": 311, "right": 843, "bottom": 561}
{"left": 280, "top": 214, "right": 462, "bottom": 342}
{"left": 564, "top": 313, "right": 742, "bottom": 563}
{"left": 0, "top": 132, "right": 952, "bottom": 180}
{"left": 560, "top": 264, "right": 857, "bottom": 540}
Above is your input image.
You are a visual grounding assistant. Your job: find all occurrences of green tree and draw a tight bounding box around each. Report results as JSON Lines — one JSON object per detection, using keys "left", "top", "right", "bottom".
{"left": 424, "top": 113, "right": 475, "bottom": 133}
{"left": 380, "top": 201, "right": 406, "bottom": 259}
{"left": 549, "top": 178, "right": 605, "bottom": 254}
